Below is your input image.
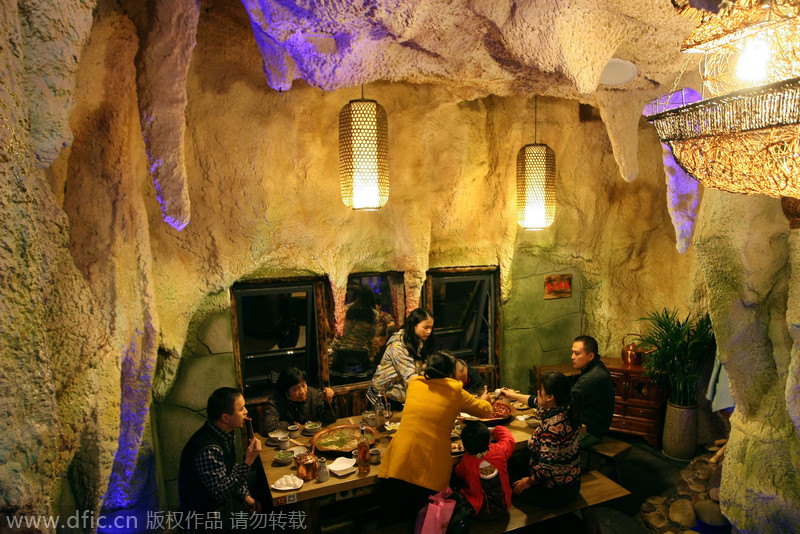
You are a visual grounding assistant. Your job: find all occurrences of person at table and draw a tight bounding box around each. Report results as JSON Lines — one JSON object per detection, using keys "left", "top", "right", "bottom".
{"left": 502, "top": 335, "right": 614, "bottom": 448}
{"left": 454, "top": 421, "right": 515, "bottom": 521}
{"left": 568, "top": 335, "right": 614, "bottom": 447}
{"left": 330, "top": 284, "right": 379, "bottom": 371}
{"left": 371, "top": 308, "right": 435, "bottom": 410}
{"left": 455, "top": 358, "right": 488, "bottom": 396}
{"left": 371, "top": 299, "right": 397, "bottom": 358}
{"left": 378, "top": 351, "right": 492, "bottom": 526}
{"left": 178, "top": 387, "right": 262, "bottom": 532}
{"left": 261, "top": 367, "right": 336, "bottom": 432}
{"left": 512, "top": 372, "right": 581, "bottom": 507}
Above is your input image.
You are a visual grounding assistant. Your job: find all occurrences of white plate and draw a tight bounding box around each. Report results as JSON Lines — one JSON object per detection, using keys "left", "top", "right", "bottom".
{"left": 384, "top": 422, "right": 400, "bottom": 433}
{"left": 330, "top": 466, "right": 356, "bottom": 477}
{"left": 329, "top": 457, "right": 356, "bottom": 471}
{"left": 270, "top": 474, "right": 303, "bottom": 491}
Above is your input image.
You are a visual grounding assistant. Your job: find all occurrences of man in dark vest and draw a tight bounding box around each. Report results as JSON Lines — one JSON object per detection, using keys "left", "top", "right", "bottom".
{"left": 570, "top": 335, "right": 615, "bottom": 447}
{"left": 179, "top": 387, "right": 262, "bottom": 532}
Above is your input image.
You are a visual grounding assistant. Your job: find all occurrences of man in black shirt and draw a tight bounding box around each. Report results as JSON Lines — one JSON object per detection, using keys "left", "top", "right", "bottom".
{"left": 570, "top": 336, "right": 615, "bottom": 447}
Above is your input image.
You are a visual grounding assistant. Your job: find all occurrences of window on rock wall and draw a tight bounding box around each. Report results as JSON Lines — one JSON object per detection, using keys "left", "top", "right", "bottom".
{"left": 327, "top": 272, "right": 405, "bottom": 387}
{"left": 422, "top": 268, "right": 500, "bottom": 388}
{"left": 231, "top": 279, "right": 330, "bottom": 402}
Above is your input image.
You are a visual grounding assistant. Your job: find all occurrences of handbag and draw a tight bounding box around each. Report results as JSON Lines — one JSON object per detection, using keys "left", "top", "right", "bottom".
{"left": 415, "top": 488, "right": 456, "bottom": 534}
{"left": 366, "top": 385, "right": 380, "bottom": 406}
{"left": 446, "top": 491, "right": 473, "bottom": 534}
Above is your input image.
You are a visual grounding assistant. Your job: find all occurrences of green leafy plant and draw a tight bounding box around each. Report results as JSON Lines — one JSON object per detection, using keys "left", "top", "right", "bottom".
{"left": 639, "top": 308, "right": 716, "bottom": 407}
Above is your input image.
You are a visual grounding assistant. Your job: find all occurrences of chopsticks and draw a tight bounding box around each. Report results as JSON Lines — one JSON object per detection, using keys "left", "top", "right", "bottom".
{"left": 245, "top": 417, "right": 255, "bottom": 442}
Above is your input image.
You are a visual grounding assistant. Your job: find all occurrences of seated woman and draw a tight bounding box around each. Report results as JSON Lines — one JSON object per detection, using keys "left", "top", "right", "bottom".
{"left": 261, "top": 367, "right": 336, "bottom": 432}
{"left": 371, "top": 308, "right": 434, "bottom": 410}
{"left": 378, "top": 351, "right": 492, "bottom": 526}
{"left": 512, "top": 372, "right": 581, "bottom": 508}
{"left": 330, "top": 284, "right": 379, "bottom": 373}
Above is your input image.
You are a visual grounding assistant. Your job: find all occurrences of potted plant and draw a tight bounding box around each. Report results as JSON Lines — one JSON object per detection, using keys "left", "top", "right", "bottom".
{"left": 639, "top": 308, "right": 716, "bottom": 460}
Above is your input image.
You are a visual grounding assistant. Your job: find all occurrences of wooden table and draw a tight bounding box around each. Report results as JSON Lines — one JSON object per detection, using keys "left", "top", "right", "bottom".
{"left": 259, "top": 411, "right": 537, "bottom": 508}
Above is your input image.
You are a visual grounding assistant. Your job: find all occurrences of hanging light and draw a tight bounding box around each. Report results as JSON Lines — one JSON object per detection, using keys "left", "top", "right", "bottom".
{"left": 338, "top": 89, "right": 389, "bottom": 210}
{"left": 516, "top": 97, "right": 556, "bottom": 230}
{"left": 645, "top": 0, "right": 800, "bottom": 199}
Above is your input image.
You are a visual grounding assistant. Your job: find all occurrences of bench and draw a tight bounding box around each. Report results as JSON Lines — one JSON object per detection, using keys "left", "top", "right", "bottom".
{"left": 469, "top": 471, "right": 629, "bottom": 533}
{"left": 586, "top": 436, "right": 633, "bottom": 482}
{"left": 375, "top": 471, "right": 629, "bottom": 534}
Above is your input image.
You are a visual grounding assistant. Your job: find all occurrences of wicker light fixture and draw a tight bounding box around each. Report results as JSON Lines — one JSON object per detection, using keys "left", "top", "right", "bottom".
{"left": 516, "top": 98, "right": 556, "bottom": 230}
{"left": 338, "top": 92, "right": 389, "bottom": 210}
{"left": 646, "top": 0, "right": 800, "bottom": 199}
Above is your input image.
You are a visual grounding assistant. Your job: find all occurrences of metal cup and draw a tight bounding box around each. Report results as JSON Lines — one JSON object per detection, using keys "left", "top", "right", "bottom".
{"left": 369, "top": 448, "right": 381, "bottom": 464}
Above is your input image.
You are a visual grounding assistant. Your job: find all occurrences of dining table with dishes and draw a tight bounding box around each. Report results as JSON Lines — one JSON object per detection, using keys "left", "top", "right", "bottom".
{"left": 257, "top": 392, "right": 539, "bottom": 510}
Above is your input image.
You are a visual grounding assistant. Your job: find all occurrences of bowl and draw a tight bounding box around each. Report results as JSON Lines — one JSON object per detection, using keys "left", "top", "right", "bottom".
{"left": 303, "top": 421, "right": 322, "bottom": 434}
{"left": 525, "top": 416, "right": 541, "bottom": 429}
{"left": 328, "top": 457, "right": 357, "bottom": 476}
{"left": 274, "top": 450, "right": 294, "bottom": 466}
{"left": 267, "top": 429, "right": 288, "bottom": 444}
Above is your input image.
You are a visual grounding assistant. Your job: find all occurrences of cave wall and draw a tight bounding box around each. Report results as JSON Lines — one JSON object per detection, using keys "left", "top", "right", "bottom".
{"left": 1, "top": 1, "right": 799, "bottom": 532}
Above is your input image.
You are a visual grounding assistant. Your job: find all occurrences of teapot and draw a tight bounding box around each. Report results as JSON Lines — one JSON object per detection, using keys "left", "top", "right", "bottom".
{"left": 621, "top": 333, "right": 652, "bottom": 366}
{"left": 295, "top": 451, "right": 319, "bottom": 481}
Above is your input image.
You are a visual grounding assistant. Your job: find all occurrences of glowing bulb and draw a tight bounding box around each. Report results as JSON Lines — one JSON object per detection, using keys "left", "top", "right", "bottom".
{"left": 737, "top": 35, "right": 771, "bottom": 84}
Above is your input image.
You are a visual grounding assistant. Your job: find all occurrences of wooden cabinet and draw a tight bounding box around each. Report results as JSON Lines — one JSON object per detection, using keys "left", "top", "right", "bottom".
{"left": 530, "top": 358, "right": 665, "bottom": 448}
{"left": 605, "top": 358, "right": 665, "bottom": 448}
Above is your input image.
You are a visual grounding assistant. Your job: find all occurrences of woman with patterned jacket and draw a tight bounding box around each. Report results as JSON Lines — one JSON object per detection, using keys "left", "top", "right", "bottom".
{"left": 512, "top": 371, "right": 582, "bottom": 507}
{"left": 371, "top": 308, "right": 434, "bottom": 408}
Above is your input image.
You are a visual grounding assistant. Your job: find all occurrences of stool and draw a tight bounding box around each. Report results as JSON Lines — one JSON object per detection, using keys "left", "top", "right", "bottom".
{"left": 586, "top": 436, "right": 632, "bottom": 483}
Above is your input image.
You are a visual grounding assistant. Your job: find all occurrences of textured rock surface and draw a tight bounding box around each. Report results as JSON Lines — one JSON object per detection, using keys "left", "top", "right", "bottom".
{"left": 1, "top": 1, "right": 799, "bottom": 532}
{"left": 694, "top": 190, "right": 800, "bottom": 531}
{"left": 135, "top": 0, "right": 200, "bottom": 231}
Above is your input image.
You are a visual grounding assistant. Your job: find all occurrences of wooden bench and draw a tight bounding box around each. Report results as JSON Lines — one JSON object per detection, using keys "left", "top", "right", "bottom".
{"left": 586, "top": 436, "right": 633, "bottom": 482}
{"left": 375, "top": 471, "right": 629, "bottom": 534}
{"left": 469, "top": 471, "right": 629, "bottom": 533}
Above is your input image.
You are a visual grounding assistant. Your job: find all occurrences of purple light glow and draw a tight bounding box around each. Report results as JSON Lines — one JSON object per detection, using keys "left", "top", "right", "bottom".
{"left": 102, "top": 333, "right": 156, "bottom": 512}
{"left": 644, "top": 88, "right": 702, "bottom": 254}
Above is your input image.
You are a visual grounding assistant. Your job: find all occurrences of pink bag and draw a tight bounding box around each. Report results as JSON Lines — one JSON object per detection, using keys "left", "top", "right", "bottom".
{"left": 415, "top": 487, "right": 456, "bottom": 534}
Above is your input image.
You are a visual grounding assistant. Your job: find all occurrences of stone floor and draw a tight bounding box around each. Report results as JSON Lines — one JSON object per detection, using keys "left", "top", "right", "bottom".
{"left": 578, "top": 433, "right": 733, "bottom": 534}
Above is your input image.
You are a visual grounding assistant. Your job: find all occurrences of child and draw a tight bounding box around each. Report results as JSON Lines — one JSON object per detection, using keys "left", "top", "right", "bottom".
{"left": 454, "top": 421, "right": 515, "bottom": 520}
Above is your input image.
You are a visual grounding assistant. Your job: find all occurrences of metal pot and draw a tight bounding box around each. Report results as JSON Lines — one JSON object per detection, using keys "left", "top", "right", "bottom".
{"left": 296, "top": 452, "right": 319, "bottom": 481}
{"left": 621, "top": 333, "right": 645, "bottom": 366}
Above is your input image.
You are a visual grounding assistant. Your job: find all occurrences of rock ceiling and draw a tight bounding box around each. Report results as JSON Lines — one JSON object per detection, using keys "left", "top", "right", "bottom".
{"left": 241, "top": 0, "right": 701, "bottom": 98}
{"left": 133, "top": 0, "right": 707, "bottom": 230}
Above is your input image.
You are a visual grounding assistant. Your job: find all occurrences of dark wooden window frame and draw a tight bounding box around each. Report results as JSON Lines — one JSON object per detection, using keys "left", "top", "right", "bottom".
{"left": 422, "top": 266, "right": 502, "bottom": 390}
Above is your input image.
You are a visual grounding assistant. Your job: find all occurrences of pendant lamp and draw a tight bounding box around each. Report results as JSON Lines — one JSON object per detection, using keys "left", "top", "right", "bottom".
{"left": 517, "top": 98, "right": 556, "bottom": 229}
{"left": 338, "top": 91, "right": 389, "bottom": 210}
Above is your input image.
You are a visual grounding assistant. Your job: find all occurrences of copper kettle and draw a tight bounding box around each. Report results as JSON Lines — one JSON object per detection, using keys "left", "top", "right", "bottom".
{"left": 621, "top": 334, "right": 653, "bottom": 366}
{"left": 295, "top": 450, "right": 319, "bottom": 481}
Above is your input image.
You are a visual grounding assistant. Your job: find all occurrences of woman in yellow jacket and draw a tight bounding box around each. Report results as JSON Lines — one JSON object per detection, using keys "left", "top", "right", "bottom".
{"left": 378, "top": 351, "right": 492, "bottom": 526}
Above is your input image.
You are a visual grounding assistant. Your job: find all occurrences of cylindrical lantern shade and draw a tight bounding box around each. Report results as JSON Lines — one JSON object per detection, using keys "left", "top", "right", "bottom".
{"left": 516, "top": 144, "right": 556, "bottom": 229}
{"left": 339, "top": 99, "right": 389, "bottom": 210}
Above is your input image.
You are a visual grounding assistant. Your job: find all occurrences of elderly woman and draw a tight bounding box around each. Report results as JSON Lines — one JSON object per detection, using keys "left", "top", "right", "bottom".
{"left": 261, "top": 367, "right": 336, "bottom": 432}
{"left": 378, "top": 351, "right": 492, "bottom": 525}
